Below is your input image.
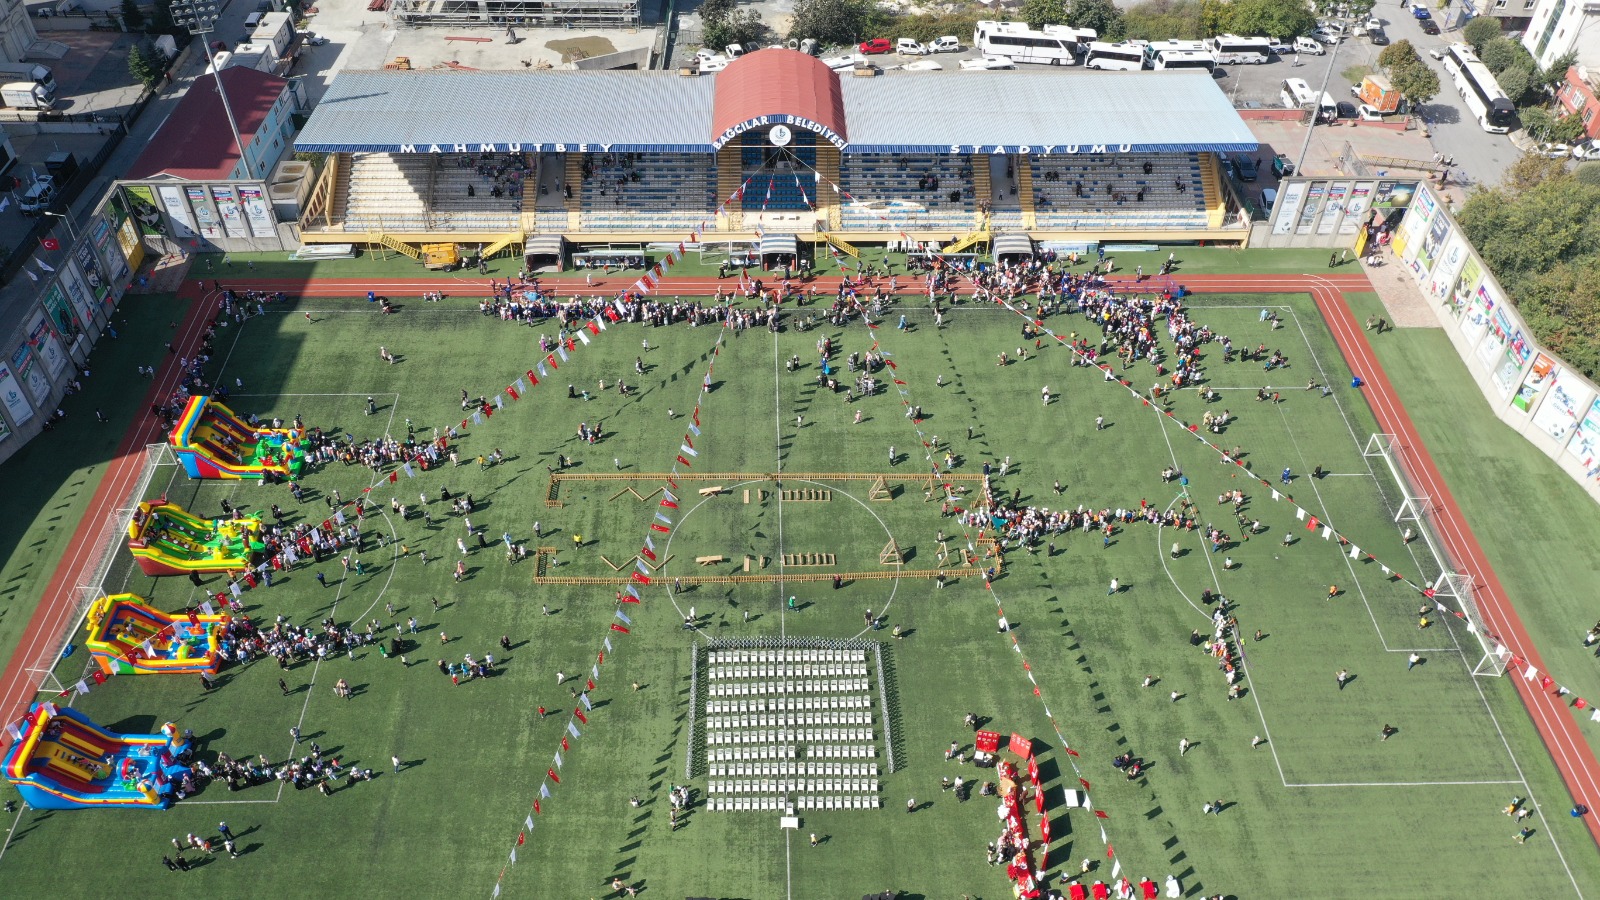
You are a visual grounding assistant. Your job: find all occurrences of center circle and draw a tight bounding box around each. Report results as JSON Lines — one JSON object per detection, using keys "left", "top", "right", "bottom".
{"left": 660, "top": 478, "right": 902, "bottom": 637}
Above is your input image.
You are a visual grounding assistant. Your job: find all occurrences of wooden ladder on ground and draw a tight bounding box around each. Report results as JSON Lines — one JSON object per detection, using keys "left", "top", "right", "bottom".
{"left": 822, "top": 232, "right": 859, "bottom": 259}
{"left": 480, "top": 232, "right": 524, "bottom": 259}
{"left": 942, "top": 231, "right": 989, "bottom": 254}
{"left": 565, "top": 154, "right": 584, "bottom": 231}
{"left": 1201, "top": 153, "right": 1227, "bottom": 228}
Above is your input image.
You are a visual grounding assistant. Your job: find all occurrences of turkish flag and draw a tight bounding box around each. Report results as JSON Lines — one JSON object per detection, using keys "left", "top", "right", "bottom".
{"left": 39, "top": 237, "right": 59, "bottom": 251}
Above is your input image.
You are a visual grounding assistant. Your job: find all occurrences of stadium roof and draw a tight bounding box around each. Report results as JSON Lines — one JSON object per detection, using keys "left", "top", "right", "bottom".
{"left": 296, "top": 51, "right": 1257, "bottom": 156}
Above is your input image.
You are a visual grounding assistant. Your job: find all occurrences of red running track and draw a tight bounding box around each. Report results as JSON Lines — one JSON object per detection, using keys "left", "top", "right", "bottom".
{"left": 2, "top": 272, "right": 1594, "bottom": 853}
{"left": 0, "top": 283, "right": 217, "bottom": 750}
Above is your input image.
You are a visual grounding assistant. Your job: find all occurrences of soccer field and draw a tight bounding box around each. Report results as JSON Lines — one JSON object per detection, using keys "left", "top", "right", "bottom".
{"left": 0, "top": 284, "right": 1595, "bottom": 898}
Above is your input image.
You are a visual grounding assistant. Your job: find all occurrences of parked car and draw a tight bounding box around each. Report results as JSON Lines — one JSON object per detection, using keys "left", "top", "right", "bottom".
{"left": 1233, "top": 155, "right": 1259, "bottom": 181}
{"left": 1419, "top": 19, "right": 1440, "bottom": 35}
{"left": 929, "top": 36, "right": 962, "bottom": 53}
{"left": 1571, "top": 140, "right": 1600, "bottom": 160}
{"left": 1364, "top": 16, "right": 1383, "bottom": 30}
{"left": 1336, "top": 100, "right": 1358, "bottom": 119}
{"left": 1272, "top": 154, "right": 1295, "bottom": 177}
{"left": 896, "top": 38, "right": 927, "bottom": 55}
{"left": 858, "top": 38, "right": 892, "bottom": 54}
{"left": 1368, "top": 28, "right": 1389, "bottom": 45}
{"left": 1357, "top": 103, "right": 1384, "bottom": 120}
{"left": 1294, "top": 36, "right": 1327, "bottom": 55}
{"left": 1266, "top": 38, "right": 1293, "bottom": 54}
{"left": 1537, "top": 142, "right": 1573, "bottom": 159}
{"left": 1411, "top": 6, "right": 1431, "bottom": 18}
{"left": 959, "top": 55, "right": 1015, "bottom": 70}
{"left": 725, "top": 43, "right": 746, "bottom": 58}
{"left": 1427, "top": 46, "right": 1447, "bottom": 59}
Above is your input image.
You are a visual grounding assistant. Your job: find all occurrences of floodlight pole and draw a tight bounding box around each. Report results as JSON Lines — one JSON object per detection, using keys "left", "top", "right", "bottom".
{"left": 172, "top": 0, "right": 248, "bottom": 181}
{"left": 1293, "top": 36, "right": 1343, "bottom": 179}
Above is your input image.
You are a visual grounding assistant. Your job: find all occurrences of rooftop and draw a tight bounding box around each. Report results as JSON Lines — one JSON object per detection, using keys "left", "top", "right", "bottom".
{"left": 126, "top": 68, "right": 289, "bottom": 182}
{"left": 297, "top": 51, "right": 1258, "bottom": 155}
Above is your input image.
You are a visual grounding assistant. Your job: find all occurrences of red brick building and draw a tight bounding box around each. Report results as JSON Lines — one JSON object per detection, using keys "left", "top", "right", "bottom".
{"left": 1555, "top": 65, "right": 1600, "bottom": 141}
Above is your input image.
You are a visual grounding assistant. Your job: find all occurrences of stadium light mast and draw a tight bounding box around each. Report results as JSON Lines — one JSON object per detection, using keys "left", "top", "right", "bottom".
{"left": 171, "top": 0, "right": 249, "bottom": 180}
{"left": 1293, "top": 35, "right": 1342, "bottom": 178}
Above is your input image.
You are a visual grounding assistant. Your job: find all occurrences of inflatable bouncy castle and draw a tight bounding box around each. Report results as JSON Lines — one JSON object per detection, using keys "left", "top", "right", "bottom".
{"left": 2, "top": 704, "right": 191, "bottom": 809}
{"left": 126, "top": 496, "right": 263, "bottom": 576}
{"left": 84, "top": 594, "right": 233, "bottom": 676}
{"left": 169, "top": 396, "right": 306, "bottom": 480}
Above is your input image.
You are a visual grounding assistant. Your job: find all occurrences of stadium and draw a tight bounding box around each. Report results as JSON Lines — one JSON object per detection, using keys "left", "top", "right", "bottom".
{"left": 293, "top": 48, "right": 1258, "bottom": 262}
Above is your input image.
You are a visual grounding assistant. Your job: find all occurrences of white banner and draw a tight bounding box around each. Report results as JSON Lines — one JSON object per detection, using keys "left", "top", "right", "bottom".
{"left": 237, "top": 184, "right": 276, "bottom": 238}
{"left": 156, "top": 185, "right": 197, "bottom": 239}
{"left": 0, "top": 361, "right": 34, "bottom": 426}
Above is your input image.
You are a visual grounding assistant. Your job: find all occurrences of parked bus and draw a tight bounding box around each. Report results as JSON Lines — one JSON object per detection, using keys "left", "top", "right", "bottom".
{"left": 1149, "top": 49, "right": 1217, "bottom": 72}
{"left": 1439, "top": 43, "right": 1516, "bottom": 133}
{"left": 1207, "top": 34, "right": 1273, "bottom": 65}
{"left": 1141, "top": 39, "right": 1208, "bottom": 66}
{"left": 973, "top": 20, "right": 1081, "bottom": 65}
{"left": 1082, "top": 41, "right": 1147, "bottom": 71}
{"left": 1280, "top": 78, "right": 1337, "bottom": 118}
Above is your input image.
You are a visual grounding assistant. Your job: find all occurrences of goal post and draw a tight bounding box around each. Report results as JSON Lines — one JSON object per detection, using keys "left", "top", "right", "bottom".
{"left": 1364, "top": 434, "right": 1506, "bottom": 677}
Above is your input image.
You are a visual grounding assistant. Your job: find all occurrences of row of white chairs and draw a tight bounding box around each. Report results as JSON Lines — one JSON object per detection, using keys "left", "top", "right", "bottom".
{"left": 708, "top": 679, "right": 868, "bottom": 697}
{"left": 708, "top": 746, "right": 796, "bottom": 761}
{"left": 706, "top": 697, "right": 875, "bottom": 714}
{"left": 709, "top": 728, "right": 874, "bottom": 745}
{"left": 707, "top": 796, "right": 885, "bottom": 811}
{"left": 806, "top": 744, "right": 877, "bottom": 759}
{"left": 709, "top": 778, "right": 878, "bottom": 795}
{"left": 710, "top": 649, "right": 865, "bottom": 664}
{"left": 709, "top": 761, "right": 878, "bottom": 778}
{"left": 797, "top": 795, "right": 878, "bottom": 810}
{"left": 706, "top": 712, "right": 872, "bottom": 729}
{"left": 710, "top": 664, "right": 868, "bottom": 679}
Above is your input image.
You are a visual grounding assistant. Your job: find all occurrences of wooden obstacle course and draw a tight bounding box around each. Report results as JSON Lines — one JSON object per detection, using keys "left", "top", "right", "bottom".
{"left": 601, "top": 553, "right": 672, "bottom": 571}
{"left": 868, "top": 476, "right": 893, "bottom": 502}
{"left": 696, "top": 554, "right": 726, "bottom": 566}
{"left": 534, "top": 569, "right": 955, "bottom": 586}
{"left": 782, "top": 553, "right": 837, "bottom": 567}
{"left": 780, "top": 489, "right": 832, "bottom": 502}
{"left": 534, "top": 546, "right": 557, "bottom": 578}
{"left": 880, "top": 539, "right": 904, "bottom": 565}
{"left": 608, "top": 485, "right": 662, "bottom": 502}
{"left": 698, "top": 486, "right": 724, "bottom": 497}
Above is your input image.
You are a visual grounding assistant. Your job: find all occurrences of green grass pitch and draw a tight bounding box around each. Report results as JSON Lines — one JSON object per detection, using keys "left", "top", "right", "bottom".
{"left": 1, "top": 283, "right": 1597, "bottom": 899}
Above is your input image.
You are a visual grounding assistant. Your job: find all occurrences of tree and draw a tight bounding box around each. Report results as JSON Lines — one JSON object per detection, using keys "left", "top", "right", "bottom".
{"left": 1386, "top": 58, "right": 1440, "bottom": 105}
{"left": 120, "top": 0, "right": 146, "bottom": 31}
{"left": 1065, "top": 0, "right": 1125, "bottom": 40}
{"left": 1223, "top": 0, "right": 1313, "bottom": 39}
{"left": 1535, "top": 51, "right": 1578, "bottom": 95}
{"left": 703, "top": 8, "right": 766, "bottom": 52}
{"left": 1122, "top": 0, "right": 1207, "bottom": 41}
{"left": 1550, "top": 112, "right": 1588, "bottom": 143}
{"left": 699, "top": 0, "right": 737, "bottom": 24}
{"left": 1461, "top": 15, "right": 1501, "bottom": 51}
{"left": 787, "top": 0, "right": 874, "bottom": 46}
{"left": 1519, "top": 106, "right": 1559, "bottom": 141}
{"left": 127, "top": 43, "right": 163, "bottom": 88}
{"left": 1377, "top": 39, "right": 1420, "bottom": 72}
{"left": 1021, "top": 0, "right": 1068, "bottom": 30}
{"left": 1479, "top": 36, "right": 1522, "bottom": 74}
{"left": 1575, "top": 161, "right": 1600, "bottom": 187}
{"left": 1497, "top": 63, "right": 1533, "bottom": 104}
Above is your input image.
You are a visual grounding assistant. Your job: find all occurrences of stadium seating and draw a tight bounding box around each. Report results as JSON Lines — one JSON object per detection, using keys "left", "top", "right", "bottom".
{"left": 428, "top": 152, "right": 529, "bottom": 231}
{"left": 1030, "top": 152, "right": 1209, "bottom": 230}
{"left": 342, "top": 152, "right": 432, "bottom": 231}
{"left": 578, "top": 152, "right": 717, "bottom": 231}
{"left": 839, "top": 154, "right": 977, "bottom": 231}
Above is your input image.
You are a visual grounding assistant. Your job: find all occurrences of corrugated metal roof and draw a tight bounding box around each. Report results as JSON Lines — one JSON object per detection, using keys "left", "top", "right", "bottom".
{"left": 296, "top": 70, "right": 717, "bottom": 153}
{"left": 295, "top": 67, "right": 1257, "bottom": 155}
{"left": 838, "top": 71, "right": 1258, "bottom": 152}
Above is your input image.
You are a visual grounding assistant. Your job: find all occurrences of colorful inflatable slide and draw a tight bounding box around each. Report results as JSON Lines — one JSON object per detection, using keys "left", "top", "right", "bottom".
{"left": 126, "top": 496, "right": 264, "bottom": 576}
{"left": 84, "top": 594, "right": 233, "bottom": 676}
{"left": 169, "top": 395, "right": 306, "bottom": 480}
{"left": 2, "top": 703, "right": 190, "bottom": 809}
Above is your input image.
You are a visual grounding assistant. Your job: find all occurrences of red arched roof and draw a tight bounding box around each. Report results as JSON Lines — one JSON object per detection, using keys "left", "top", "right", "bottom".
{"left": 710, "top": 49, "right": 848, "bottom": 150}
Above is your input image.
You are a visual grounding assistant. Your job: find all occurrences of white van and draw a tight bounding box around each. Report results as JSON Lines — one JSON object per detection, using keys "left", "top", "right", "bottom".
{"left": 1293, "top": 36, "right": 1325, "bottom": 55}
{"left": 897, "top": 38, "right": 927, "bottom": 55}
{"left": 929, "top": 36, "right": 962, "bottom": 53}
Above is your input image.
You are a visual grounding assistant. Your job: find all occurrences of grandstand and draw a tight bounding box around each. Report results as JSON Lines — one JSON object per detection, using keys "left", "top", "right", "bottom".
{"left": 295, "top": 51, "right": 1257, "bottom": 260}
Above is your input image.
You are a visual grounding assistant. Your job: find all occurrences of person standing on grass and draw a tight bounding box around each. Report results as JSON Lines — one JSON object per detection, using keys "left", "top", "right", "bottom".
{"left": 1336, "top": 669, "right": 1350, "bottom": 690}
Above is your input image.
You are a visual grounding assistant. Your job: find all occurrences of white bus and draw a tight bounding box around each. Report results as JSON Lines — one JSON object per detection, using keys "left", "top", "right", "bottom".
{"left": 1141, "top": 39, "right": 1208, "bottom": 66}
{"left": 1042, "top": 25, "right": 1098, "bottom": 46}
{"left": 1150, "top": 49, "right": 1217, "bottom": 72}
{"left": 973, "top": 20, "right": 1081, "bottom": 65}
{"left": 1082, "top": 41, "right": 1147, "bottom": 71}
{"left": 1207, "top": 34, "right": 1272, "bottom": 65}
{"left": 1439, "top": 43, "right": 1516, "bottom": 133}
{"left": 1280, "top": 78, "right": 1337, "bottom": 118}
